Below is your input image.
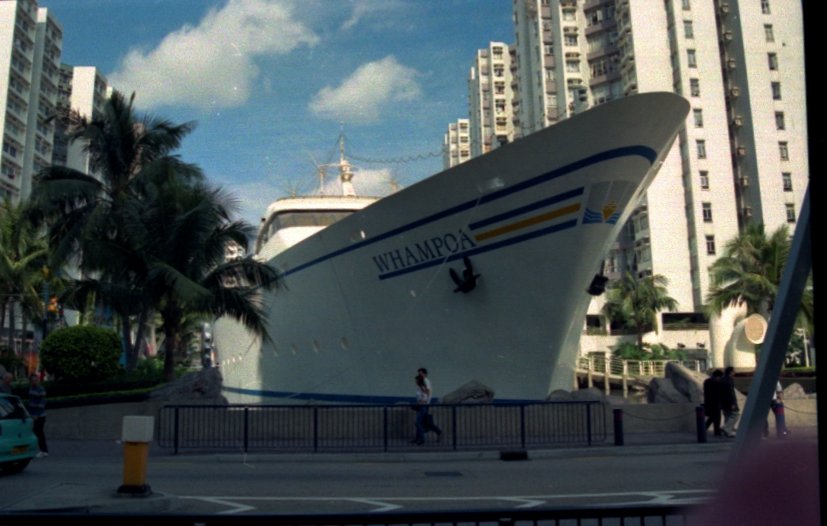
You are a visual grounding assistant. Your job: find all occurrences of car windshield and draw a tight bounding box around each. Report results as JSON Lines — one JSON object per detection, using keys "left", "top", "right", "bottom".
{"left": 0, "top": 396, "right": 27, "bottom": 420}
{"left": 0, "top": 0, "right": 816, "bottom": 524}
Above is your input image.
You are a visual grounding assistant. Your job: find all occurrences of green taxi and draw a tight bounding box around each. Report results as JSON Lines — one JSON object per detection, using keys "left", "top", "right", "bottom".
{"left": 0, "top": 393, "right": 39, "bottom": 474}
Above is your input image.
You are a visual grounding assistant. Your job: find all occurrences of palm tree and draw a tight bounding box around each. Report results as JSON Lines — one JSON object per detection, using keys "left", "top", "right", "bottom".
{"left": 30, "top": 91, "right": 200, "bottom": 368}
{"left": 601, "top": 272, "right": 678, "bottom": 349}
{"left": 0, "top": 200, "right": 50, "bottom": 353}
{"left": 123, "top": 174, "right": 280, "bottom": 381}
{"left": 706, "top": 223, "right": 812, "bottom": 332}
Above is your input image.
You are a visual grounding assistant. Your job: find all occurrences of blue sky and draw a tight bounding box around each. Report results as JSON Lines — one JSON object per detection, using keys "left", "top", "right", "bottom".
{"left": 39, "top": 0, "right": 514, "bottom": 226}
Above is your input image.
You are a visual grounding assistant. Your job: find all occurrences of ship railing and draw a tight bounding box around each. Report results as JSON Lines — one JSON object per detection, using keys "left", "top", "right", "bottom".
{"left": 576, "top": 357, "right": 705, "bottom": 378}
{"left": 157, "top": 401, "right": 606, "bottom": 455}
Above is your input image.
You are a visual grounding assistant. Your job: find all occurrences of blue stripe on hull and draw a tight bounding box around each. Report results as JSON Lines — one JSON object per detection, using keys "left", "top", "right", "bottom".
{"left": 222, "top": 386, "right": 540, "bottom": 405}
{"left": 284, "top": 145, "right": 655, "bottom": 278}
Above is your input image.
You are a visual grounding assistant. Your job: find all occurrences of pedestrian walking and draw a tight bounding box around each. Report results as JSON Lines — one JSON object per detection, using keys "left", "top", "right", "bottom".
{"left": 720, "top": 366, "right": 739, "bottom": 438}
{"left": 703, "top": 369, "right": 723, "bottom": 436}
{"left": 411, "top": 367, "right": 441, "bottom": 445}
{"left": 27, "top": 373, "right": 48, "bottom": 457}
{"left": 765, "top": 381, "right": 789, "bottom": 438}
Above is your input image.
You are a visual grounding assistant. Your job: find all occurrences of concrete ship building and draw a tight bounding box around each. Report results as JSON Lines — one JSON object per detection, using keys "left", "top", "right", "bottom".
{"left": 447, "top": 0, "right": 807, "bottom": 366}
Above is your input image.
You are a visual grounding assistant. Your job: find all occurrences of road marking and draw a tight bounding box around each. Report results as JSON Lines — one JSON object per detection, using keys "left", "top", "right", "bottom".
{"left": 180, "top": 489, "right": 714, "bottom": 514}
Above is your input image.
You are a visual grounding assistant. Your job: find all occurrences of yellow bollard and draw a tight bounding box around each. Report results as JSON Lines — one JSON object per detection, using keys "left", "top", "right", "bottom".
{"left": 117, "top": 416, "right": 154, "bottom": 496}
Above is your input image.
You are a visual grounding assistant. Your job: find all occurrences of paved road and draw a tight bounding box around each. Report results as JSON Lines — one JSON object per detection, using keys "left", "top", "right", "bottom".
{"left": 0, "top": 438, "right": 739, "bottom": 515}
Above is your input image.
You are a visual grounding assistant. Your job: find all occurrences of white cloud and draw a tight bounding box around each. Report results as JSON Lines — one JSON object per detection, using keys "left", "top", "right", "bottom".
{"left": 309, "top": 56, "right": 422, "bottom": 124}
{"left": 340, "top": 0, "right": 402, "bottom": 31}
{"left": 108, "top": 0, "right": 318, "bottom": 111}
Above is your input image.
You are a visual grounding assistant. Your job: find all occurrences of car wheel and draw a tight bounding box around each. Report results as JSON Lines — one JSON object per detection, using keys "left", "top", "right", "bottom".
{"left": 0, "top": 458, "right": 31, "bottom": 474}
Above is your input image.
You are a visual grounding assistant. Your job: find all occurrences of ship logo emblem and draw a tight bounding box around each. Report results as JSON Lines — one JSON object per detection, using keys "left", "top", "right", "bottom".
{"left": 583, "top": 201, "right": 620, "bottom": 224}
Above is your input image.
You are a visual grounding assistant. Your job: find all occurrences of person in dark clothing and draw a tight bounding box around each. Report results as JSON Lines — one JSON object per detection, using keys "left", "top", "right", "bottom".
{"left": 26, "top": 373, "right": 48, "bottom": 457}
{"left": 703, "top": 369, "right": 723, "bottom": 436}
{"left": 720, "top": 366, "right": 739, "bottom": 438}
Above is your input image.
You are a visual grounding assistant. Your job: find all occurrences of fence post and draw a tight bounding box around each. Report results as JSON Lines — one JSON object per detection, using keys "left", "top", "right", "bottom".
{"left": 696, "top": 405, "right": 707, "bottom": 443}
{"left": 243, "top": 407, "right": 249, "bottom": 453}
{"left": 173, "top": 407, "right": 179, "bottom": 455}
{"left": 622, "top": 361, "right": 629, "bottom": 398}
{"left": 383, "top": 406, "right": 388, "bottom": 452}
{"left": 613, "top": 408, "right": 624, "bottom": 446}
{"left": 451, "top": 405, "right": 458, "bottom": 451}
{"left": 586, "top": 403, "right": 593, "bottom": 446}
{"left": 520, "top": 405, "right": 526, "bottom": 449}
{"left": 603, "top": 358, "right": 610, "bottom": 395}
{"left": 312, "top": 407, "right": 319, "bottom": 452}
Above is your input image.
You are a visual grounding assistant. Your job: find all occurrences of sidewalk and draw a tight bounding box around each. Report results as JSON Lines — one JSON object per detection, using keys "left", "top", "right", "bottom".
{"left": 3, "top": 428, "right": 817, "bottom": 514}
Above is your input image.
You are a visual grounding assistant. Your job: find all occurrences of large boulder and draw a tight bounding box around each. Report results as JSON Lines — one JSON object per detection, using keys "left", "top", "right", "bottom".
{"left": 783, "top": 382, "right": 809, "bottom": 400}
{"left": 665, "top": 363, "right": 706, "bottom": 404}
{"left": 647, "top": 377, "right": 690, "bottom": 403}
{"left": 150, "top": 367, "right": 227, "bottom": 404}
{"left": 440, "top": 380, "right": 495, "bottom": 404}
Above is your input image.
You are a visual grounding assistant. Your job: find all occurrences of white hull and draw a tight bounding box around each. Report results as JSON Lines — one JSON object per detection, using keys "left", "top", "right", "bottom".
{"left": 214, "top": 92, "right": 690, "bottom": 403}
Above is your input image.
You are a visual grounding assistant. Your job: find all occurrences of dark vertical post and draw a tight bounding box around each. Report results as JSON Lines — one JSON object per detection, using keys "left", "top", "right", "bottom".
{"left": 696, "top": 405, "right": 707, "bottom": 443}
{"left": 173, "top": 407, "right": 180, "bottom": 455}
{"left": 451, "top": 405, "right": 458, "bottom": 451}
{"left": 587, "top": 403, "right": 593, "bottom": 446}
{"left": 243, "top": 407, "right": 249, "bottom": 453}
{"left": 313, "top": 406, "right": 319, "bottom": 452}
{"left": 519, "top": 404, "right": 526, "bottom": 449}
{"left": 613, "top": 408, "right": 624, "bottom": 446}
{"left": 383, "top": 406, "right": 388, "bottom": 452}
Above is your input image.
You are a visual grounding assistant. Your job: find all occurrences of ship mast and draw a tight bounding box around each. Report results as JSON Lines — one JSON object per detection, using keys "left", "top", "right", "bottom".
{"left": 338, "top": 129, "right": 356, "bottom": 197}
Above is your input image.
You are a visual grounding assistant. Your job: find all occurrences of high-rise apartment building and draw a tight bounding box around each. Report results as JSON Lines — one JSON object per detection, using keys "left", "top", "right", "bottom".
{"left": 467, "top": 42, "right": 516, "bottom": 158}
{"left": 442, "top": 118, "right": 471, "bottom": 169}
{"left": 53, "top": 64, "right": 110, "bottom": 175}
{"left": 503, "top": 0, "right": 807, "bottom": 345}
{"left": 0, "top": 0, "right": 62, "bottom": 202}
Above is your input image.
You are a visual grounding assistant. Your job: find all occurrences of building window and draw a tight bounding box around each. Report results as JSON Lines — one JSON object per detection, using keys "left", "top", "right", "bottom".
{"left": 771, "top": 82, "right": 782, "bottom": 100}
{"left": 785, "top": 203, "right": 796, "bottom": 223}
{"left": 775, "top": 111, "right": 785, "bottom": 130}
{"left": 682, "top": 0, "right": 691, "bottom": 10}
{"left": 761, "top": 0, "right": 771, "bottom": 14}
{"left": 702, "top": 202, "right": 713, "bottom": 222}
{"left": 782, "top": 172, "right": 793, "bottom": 192}
{"left": 779, "top": 141, "right": 789, "bottom": 161}
{"left": 565, "top": 34, "right": 578, "bottom": 46}
{"left": 764, "top": 24, "right": 775, "bottom": 42}
{"left": 706, "top": 235, "right": 716, "bottom": 255}
{"left": 693, "top": 108, "right": 704, "bottom": 128}
{"left": 699, "top": 170, "right": 709, "bottom": 189}
{"left": 566, "top": 61, "right": 580, "bottom": 73}
{"left": 696, "top": 139, "right": 706, "bottom": 159}
{"left": 768, "top": 53, "right": 778, "bottom": 71}
{"left": 684, "top": 21, "right": 694, "bottom": 39}
{"left": 690, "top": 78, "right": 700, "bottom": 97}
{"left": 687, "top": 49, "right": 697, "bottom": 68}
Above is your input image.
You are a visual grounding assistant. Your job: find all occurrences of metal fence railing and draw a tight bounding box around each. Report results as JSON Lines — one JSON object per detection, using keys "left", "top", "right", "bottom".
{"left": 157, "top": 401, "right": 606, "bottom": 454}
{"left": 577, "top": 357, "right": 705, "bottom": 377}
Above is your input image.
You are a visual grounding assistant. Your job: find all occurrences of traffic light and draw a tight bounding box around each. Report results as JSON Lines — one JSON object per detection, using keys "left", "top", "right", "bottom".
{"left": 47, "top": 296, "right": 59, "bottom": 314}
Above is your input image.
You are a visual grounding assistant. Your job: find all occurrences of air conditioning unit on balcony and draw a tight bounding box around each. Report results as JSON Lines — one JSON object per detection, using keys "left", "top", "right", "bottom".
{"left": 720, "top": 2, "right": 730, "bottom": 14}
{"left": 724, "top": 31, "right": 733, "bottom": 42}
{"left": 727, "top": 58, "right": 737, "bottom": 69}
{"left": 733, "top": 115, "right": 743, "bottom": 127}
{"left": 736, "top": 146, "right": 747, "bottom": 157}
{"left": 730, "top": 86, "right": 741, "bottom": 98}
{"left": 740, "top": 176, "right": 750, "bottom": 187}
{"left": 742, "top": 206, "right": 753, "bottom": 218}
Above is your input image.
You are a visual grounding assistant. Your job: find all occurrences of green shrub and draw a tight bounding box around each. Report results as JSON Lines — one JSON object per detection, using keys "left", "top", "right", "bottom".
{"left": 40, "top": 325, "right": 123, "bottom": 382}
{"left": 0, "top": 345, "right": 24, "bottom": 374}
